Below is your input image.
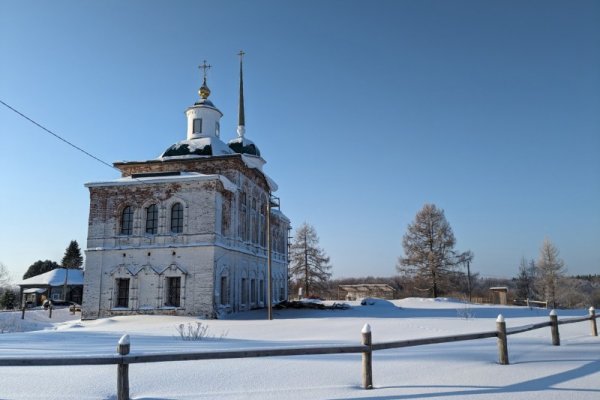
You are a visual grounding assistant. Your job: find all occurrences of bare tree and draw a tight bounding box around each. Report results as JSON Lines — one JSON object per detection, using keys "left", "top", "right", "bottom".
{"left": 397, "top": 204, "right": 473, "bottom": 298}
{"left": 536, "top": 238, "right": 566, "bottom": 308}
{"left": 289, "top": 223, "right": 332, "bottom": 297}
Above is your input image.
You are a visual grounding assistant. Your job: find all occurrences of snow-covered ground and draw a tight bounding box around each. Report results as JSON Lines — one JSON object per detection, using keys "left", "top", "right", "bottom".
{"left": 0, "top": 298, "right": 598, "bottom": 399}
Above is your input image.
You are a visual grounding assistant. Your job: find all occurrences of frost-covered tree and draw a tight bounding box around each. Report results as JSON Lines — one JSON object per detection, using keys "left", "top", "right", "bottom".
{"left": 397, "top": 204, "right": 473, "bottom": 298}
{"left": 61, "top": 240, "right": 83, "bottom": 269}
{"left": 23, "top": 260, "right": 60, "bottom": 280}
{"left": 0, "top": 262, "right": 10, "bottom": 288}
{"left": 536, "top": 238, "right": 566, "bottom": 308}
{"left": 289, "top": 223, "right": 332, "bottom": 297}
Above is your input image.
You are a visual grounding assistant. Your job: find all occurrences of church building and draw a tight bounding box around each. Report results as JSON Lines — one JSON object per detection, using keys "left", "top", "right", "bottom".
{"left": 81, "top": 56, "right": 290, "bottom": 319}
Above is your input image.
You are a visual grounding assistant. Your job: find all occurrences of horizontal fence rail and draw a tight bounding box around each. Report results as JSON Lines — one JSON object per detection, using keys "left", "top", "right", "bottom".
{"left": 0, "top": 307, "right": 597, "bottom": 400}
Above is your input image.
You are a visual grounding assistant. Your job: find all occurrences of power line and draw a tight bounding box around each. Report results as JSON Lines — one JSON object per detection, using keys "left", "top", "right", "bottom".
{"left": 0, "top": 99, "right": 116, "bottom": 171}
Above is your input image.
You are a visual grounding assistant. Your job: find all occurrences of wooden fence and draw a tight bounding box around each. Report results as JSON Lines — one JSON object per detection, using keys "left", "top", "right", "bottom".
{"left": 0, "top": 307, "right": 597, "bottom": 400}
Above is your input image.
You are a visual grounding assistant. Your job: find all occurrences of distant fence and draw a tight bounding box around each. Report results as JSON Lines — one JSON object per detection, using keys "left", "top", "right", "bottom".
{"left": 0, "top": 308, "right": 597, "bottom": 400}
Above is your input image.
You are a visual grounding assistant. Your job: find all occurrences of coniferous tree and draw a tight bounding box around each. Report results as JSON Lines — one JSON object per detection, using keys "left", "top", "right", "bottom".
{"left": 0, "top": 289, "right": 18, "bottom": 310}
{"left": 289, "top": 223, "right": 332, "bottom": 297}
{"left": 23, "top": 260, "right": 60, "bottom": 280}
{"left": 397, "top": 204, "right": 473, "bottom": 298}
{"left": 515, "top": 257, "right": 536, "bottom": 300}
{"left": 61, "top": 240, "right": 83, "bottom": 269}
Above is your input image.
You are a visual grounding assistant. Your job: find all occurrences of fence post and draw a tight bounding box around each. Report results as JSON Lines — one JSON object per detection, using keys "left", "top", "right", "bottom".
{"left": 549, "top": 310, "right": 560, "bottom": 346}
{"left": 21, "top": 306, "right": 25, "bottom": 320}
{"left": 496, "top": 314, "right": 509, "bottom": 365}
{"left": 361, "top": 324, "right": 373, "bottom": 389}
{"left": 117, "top": 334, "right": 130, "bottom": 400}
{"left": 48, "top": 303, "right": 53, "bottom": 319}
{"left": 590, "top": 307, "right": 598, "bottom": 337}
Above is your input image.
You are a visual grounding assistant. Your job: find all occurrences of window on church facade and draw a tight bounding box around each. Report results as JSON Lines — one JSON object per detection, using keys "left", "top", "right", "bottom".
{"left": 115, "top": 278, "right": 130, "bottom": 308}
{"left": 241, "top": 278, "right": 248, "bottom": 305}
{"left": 215, "top": 121, "right": 220, "bottom": 137}
{"left": 120, "top": 206, "right": 133, "bottom": 235}
{"left": 165, "top": 277, "right": 181, "bottom": 307}
{"left": 251, "top": 198, "right": 258, "bottom": 244}
{"left": 193, "top": 118, "right": 202, "bottom": 134}
{"left": 239, "top": 192, "right": 247, "bottom": 241}
{"left": 259, "top": 279, "right": 264, "bottom": 303}
{"left": 251, "top": 279, "right": 256, "bottom": 304}
{"left": 220, "top": 276, "right": 229, "bottom": 305}
{"left": 170, "top": 203, "right": 183, "bottom": 233}
{"left": 145, "top": 204, "right": 158, "bottom": 235}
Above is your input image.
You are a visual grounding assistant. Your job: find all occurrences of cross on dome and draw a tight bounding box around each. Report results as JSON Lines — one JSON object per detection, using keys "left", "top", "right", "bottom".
{"left": 198, "top": 60, "right": 212, "bottom": 99}
{"left": 198, "top": 60, "right": 212, "bottom": 79}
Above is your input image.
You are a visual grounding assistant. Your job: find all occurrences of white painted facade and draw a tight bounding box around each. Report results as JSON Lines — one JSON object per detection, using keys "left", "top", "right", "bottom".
{"left": 81, "top": 69, "right": 289, "bottom": 320}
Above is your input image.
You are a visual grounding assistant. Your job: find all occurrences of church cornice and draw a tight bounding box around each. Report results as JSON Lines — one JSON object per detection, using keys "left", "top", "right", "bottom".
{"left": 113, "top": 154, "right": 273, "bottom": 193}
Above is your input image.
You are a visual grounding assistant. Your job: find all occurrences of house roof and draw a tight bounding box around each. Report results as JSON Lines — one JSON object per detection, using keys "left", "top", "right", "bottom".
{"left": 339, "top": 284, "right": 395, "bottom": 293}
{"left": 18, "top": 268, "right": 84, "bottom": 287}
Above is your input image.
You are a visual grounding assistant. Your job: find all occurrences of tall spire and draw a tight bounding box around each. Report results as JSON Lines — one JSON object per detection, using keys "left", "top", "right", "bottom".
{"left": 237, "top": 50, "right": 246, "bottom": 137}
{"left": 198, "top": 60, "right": 212, "bottom": 99}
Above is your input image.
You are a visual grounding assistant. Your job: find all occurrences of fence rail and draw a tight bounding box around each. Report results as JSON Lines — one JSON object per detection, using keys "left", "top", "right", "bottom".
{"left": 0, "top": 307, "right": 597, "bottom": 400}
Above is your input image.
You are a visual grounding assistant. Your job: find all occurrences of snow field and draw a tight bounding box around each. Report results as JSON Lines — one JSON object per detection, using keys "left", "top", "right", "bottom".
{"left": 0, "top": 299, "right": 598, "bottom": 399}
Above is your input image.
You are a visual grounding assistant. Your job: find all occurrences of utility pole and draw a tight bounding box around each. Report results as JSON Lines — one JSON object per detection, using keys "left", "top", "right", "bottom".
{"left": 267, "top": 196, "right": 272, "bottom": 320}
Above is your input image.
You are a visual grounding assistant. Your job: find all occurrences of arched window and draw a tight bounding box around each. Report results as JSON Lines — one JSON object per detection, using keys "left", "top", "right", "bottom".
{"left": 170, "top": 203, "right": 183, "bottom": 234}
{"left": 145, "top": 204, "right": 158, "bottom": 235}
{"left": 239, "top": 192, "right": 247, "bottom": 241}
{"left": 120, "top": 206, "right": 133, "bottom": 235}
{"left": 251, "top": 198, "right": 258, "bottom": 244}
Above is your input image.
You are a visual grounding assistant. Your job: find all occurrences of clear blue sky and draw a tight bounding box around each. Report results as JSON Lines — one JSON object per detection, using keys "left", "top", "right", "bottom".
{"left": 1, "top": 0, "right": 599, "bottom": 281}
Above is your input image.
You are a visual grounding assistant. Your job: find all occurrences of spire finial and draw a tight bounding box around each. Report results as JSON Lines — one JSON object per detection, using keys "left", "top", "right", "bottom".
{"left": 237, "top": 50, "right": 246, "bottom": 137}
{"left": 198, "top": 60, "right": 212, "bottom": 99}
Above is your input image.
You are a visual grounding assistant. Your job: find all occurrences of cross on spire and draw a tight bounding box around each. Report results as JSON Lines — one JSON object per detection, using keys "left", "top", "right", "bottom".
{"left": 198, "top": 60, "right": 211, "bottom": 80}
{"left": 238, "top": 50, "right": 245, "bottom": 62}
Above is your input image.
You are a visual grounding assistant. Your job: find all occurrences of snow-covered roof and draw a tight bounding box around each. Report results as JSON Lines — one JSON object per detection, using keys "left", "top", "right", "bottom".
{"left": 228, "top": 136, "right": 261, "bottom": 157}
{"left": 160, "top": 137, "right": 234, "bottom": 159}
{"left": 85, "top": 172, "right": 237, "bottom": 193}
{"left": 18, "top": 268, "right": 84, "bottom": 287}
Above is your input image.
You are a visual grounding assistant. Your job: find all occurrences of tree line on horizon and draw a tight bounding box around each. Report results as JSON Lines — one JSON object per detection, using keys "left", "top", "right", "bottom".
{"left": 287, "top": 204, "right": 599, "bottom": 309}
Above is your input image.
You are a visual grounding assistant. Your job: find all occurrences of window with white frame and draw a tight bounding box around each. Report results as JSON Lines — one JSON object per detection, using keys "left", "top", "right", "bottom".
{"left": 193, "top": 118, "right": 202, "bottom": 134}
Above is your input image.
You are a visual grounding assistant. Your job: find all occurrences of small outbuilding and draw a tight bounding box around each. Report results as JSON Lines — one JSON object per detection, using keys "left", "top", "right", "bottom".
{"left": 338, "top": 284, "right": 395, "bottom": 301}
{"left": 18, "top": 268, "right": 84, "bottom": 307}
{"left": 490, "top": 286, "right": 508, "bottom": 305}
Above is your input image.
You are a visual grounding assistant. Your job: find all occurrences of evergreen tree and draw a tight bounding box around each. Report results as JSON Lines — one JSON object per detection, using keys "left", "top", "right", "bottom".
{"left": 397, "top": 204, "right": 473, "bottom": 298}
{"left": 23, "top": 260, "right": 60, "bottom": 280}
{"left": 0, "top": 289, "right": 18, "bottom": 310}
{"left": 289, "top": 223, "right": 332, "bottom": 297}
{"left": 61, "top": 240, "right": 83, "bottom": 269}
{"left": 515, "top": 257, "right": 536, "bottom": 300}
